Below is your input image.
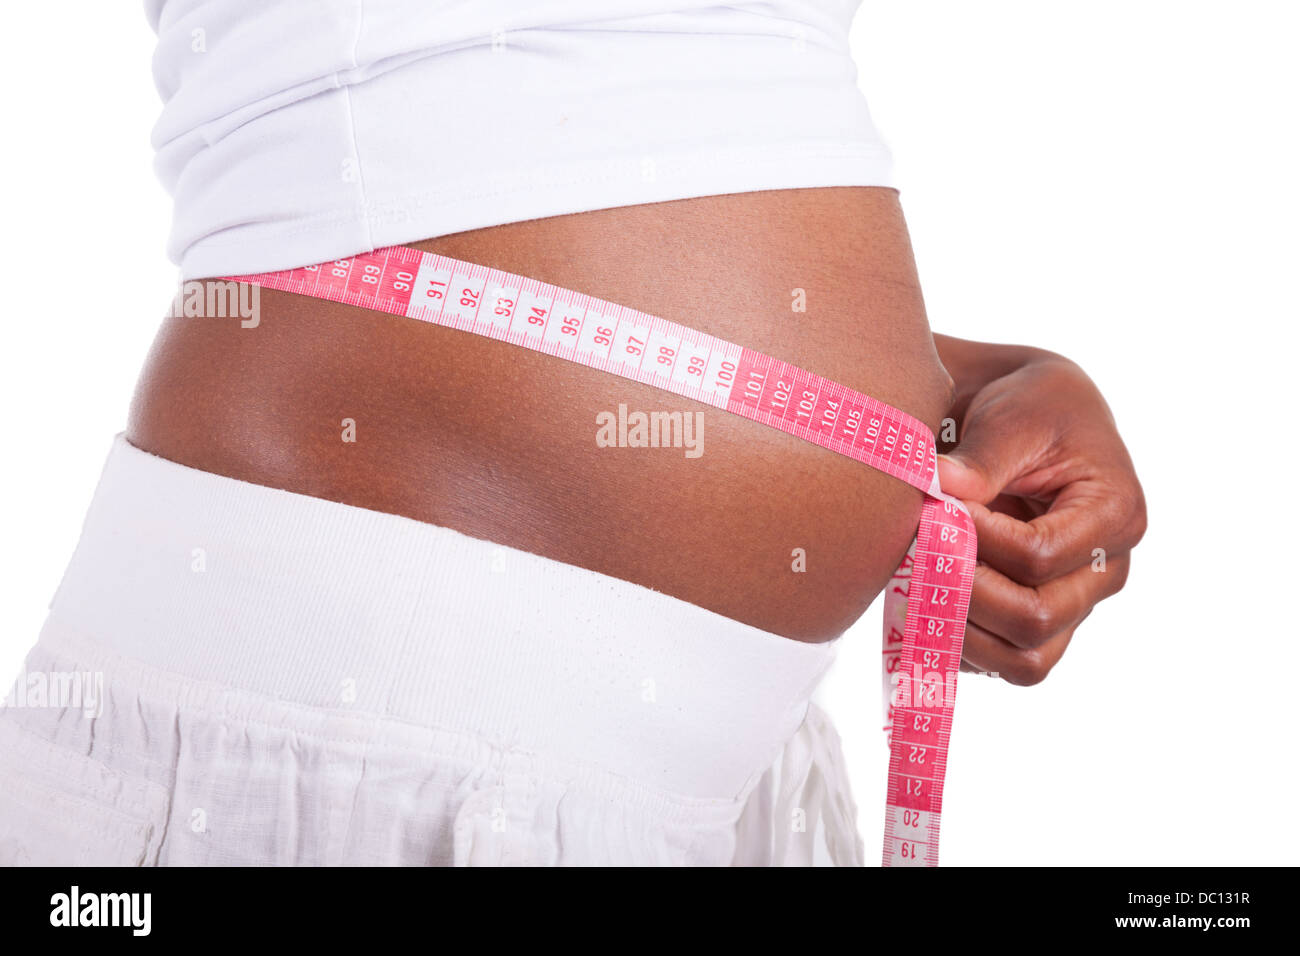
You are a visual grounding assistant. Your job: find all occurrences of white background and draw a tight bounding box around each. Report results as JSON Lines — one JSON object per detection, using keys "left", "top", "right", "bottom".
{"left": 1, "top": 2, "right": 1296, "bottom": 865}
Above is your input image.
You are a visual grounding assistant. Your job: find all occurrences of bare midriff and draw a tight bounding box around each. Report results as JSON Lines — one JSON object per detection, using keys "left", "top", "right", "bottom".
{"left": 127, "top": 186, "right": 954, "bottom": 642}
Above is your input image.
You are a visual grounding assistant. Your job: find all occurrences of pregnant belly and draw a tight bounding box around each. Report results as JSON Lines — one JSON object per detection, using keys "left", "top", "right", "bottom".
{"left": 127, "top": 186, "right": 954, "bottom": 641}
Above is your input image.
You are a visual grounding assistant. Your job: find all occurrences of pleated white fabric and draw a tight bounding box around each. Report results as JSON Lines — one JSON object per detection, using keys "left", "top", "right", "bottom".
{"left": 0, "top": 436, "right": 864, "bottom": 866}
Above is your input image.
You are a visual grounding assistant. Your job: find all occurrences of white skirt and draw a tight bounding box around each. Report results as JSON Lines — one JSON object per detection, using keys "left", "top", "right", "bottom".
{"left": 0, "top": 436, "right": 864, "bottom": 866}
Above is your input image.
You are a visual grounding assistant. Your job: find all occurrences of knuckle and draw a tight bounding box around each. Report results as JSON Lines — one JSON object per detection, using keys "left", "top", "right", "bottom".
{"left": 1006, "top": 649, "right": 1051, "bottom": 686}
{"left": 1110, "top": 557, "right": 1132, "bottom": 592}
{"left": 1129, "top": 493, "right": 1149, "bottom": 546}
{"left": 1018, "top": 595, "right": 1061, "bottom": 646}
{"left": 1020, "top": 526, "right": 1061, "bottom": 586}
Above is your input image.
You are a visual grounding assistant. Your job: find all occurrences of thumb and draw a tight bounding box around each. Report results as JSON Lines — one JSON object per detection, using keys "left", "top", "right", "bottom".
{"left": 938, "top": 419, "right": 1045, "bottom": 504}
{"left": 937, "top": 452, "right": 998, "bottom": 503}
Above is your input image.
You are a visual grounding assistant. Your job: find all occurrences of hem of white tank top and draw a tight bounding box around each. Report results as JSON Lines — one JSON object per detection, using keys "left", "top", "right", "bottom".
{"left": 175, "top": 140, "right": 897, "bottom": 276}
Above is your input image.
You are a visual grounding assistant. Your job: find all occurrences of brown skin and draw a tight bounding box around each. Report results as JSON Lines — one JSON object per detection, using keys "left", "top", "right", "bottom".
{"left": 128, "top": 186, "right": 1144, "bottom": 667}
{"left": 130, "top": 187, "right": 954, "bottom": 642}
{"left": 935, "top": 337, "right": 1147, "bottom": 684}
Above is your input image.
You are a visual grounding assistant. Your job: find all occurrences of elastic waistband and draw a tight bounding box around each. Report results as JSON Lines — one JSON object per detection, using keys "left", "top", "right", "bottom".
{"left": 40, "top": 436, "right": 838, "bottom": 799}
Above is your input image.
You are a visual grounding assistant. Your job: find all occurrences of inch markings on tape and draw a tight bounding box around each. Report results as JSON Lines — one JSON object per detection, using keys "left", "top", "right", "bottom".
{"left": 226, "top": 245, "right": 978, "bottom": 867}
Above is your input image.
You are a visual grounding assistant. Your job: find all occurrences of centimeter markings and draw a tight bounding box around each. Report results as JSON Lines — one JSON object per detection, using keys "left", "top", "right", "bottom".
{"left": 226, "top": 245, "right": 978, "bottom": 868}
{"left": 882, "top": 496, "right": 975, "bottom": 866}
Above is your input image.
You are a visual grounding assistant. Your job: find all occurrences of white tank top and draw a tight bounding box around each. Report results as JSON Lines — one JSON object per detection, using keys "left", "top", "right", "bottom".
{"left": 146, "top": 0, "right": 895, "bottom": 278}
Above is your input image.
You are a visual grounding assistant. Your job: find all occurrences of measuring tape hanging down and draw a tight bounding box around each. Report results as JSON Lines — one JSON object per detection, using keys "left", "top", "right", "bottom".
{"left": 227, "top": 245, "right": 978, "bottom": 867}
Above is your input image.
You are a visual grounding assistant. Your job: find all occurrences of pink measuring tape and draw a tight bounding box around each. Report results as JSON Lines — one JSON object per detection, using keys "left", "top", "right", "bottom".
{"left": 227, "top": 245, "right": 978, "bottom": 867}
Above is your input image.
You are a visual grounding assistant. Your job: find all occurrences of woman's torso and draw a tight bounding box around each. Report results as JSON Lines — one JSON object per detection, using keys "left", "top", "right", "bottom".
{"left": 128, "top": 187, "right": 953, "bottom": 641}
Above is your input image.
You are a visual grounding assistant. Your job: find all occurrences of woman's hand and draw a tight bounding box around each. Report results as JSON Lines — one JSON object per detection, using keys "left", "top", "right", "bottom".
{"left": 932, "top": 336, "right": 1146, "bottom": 685}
